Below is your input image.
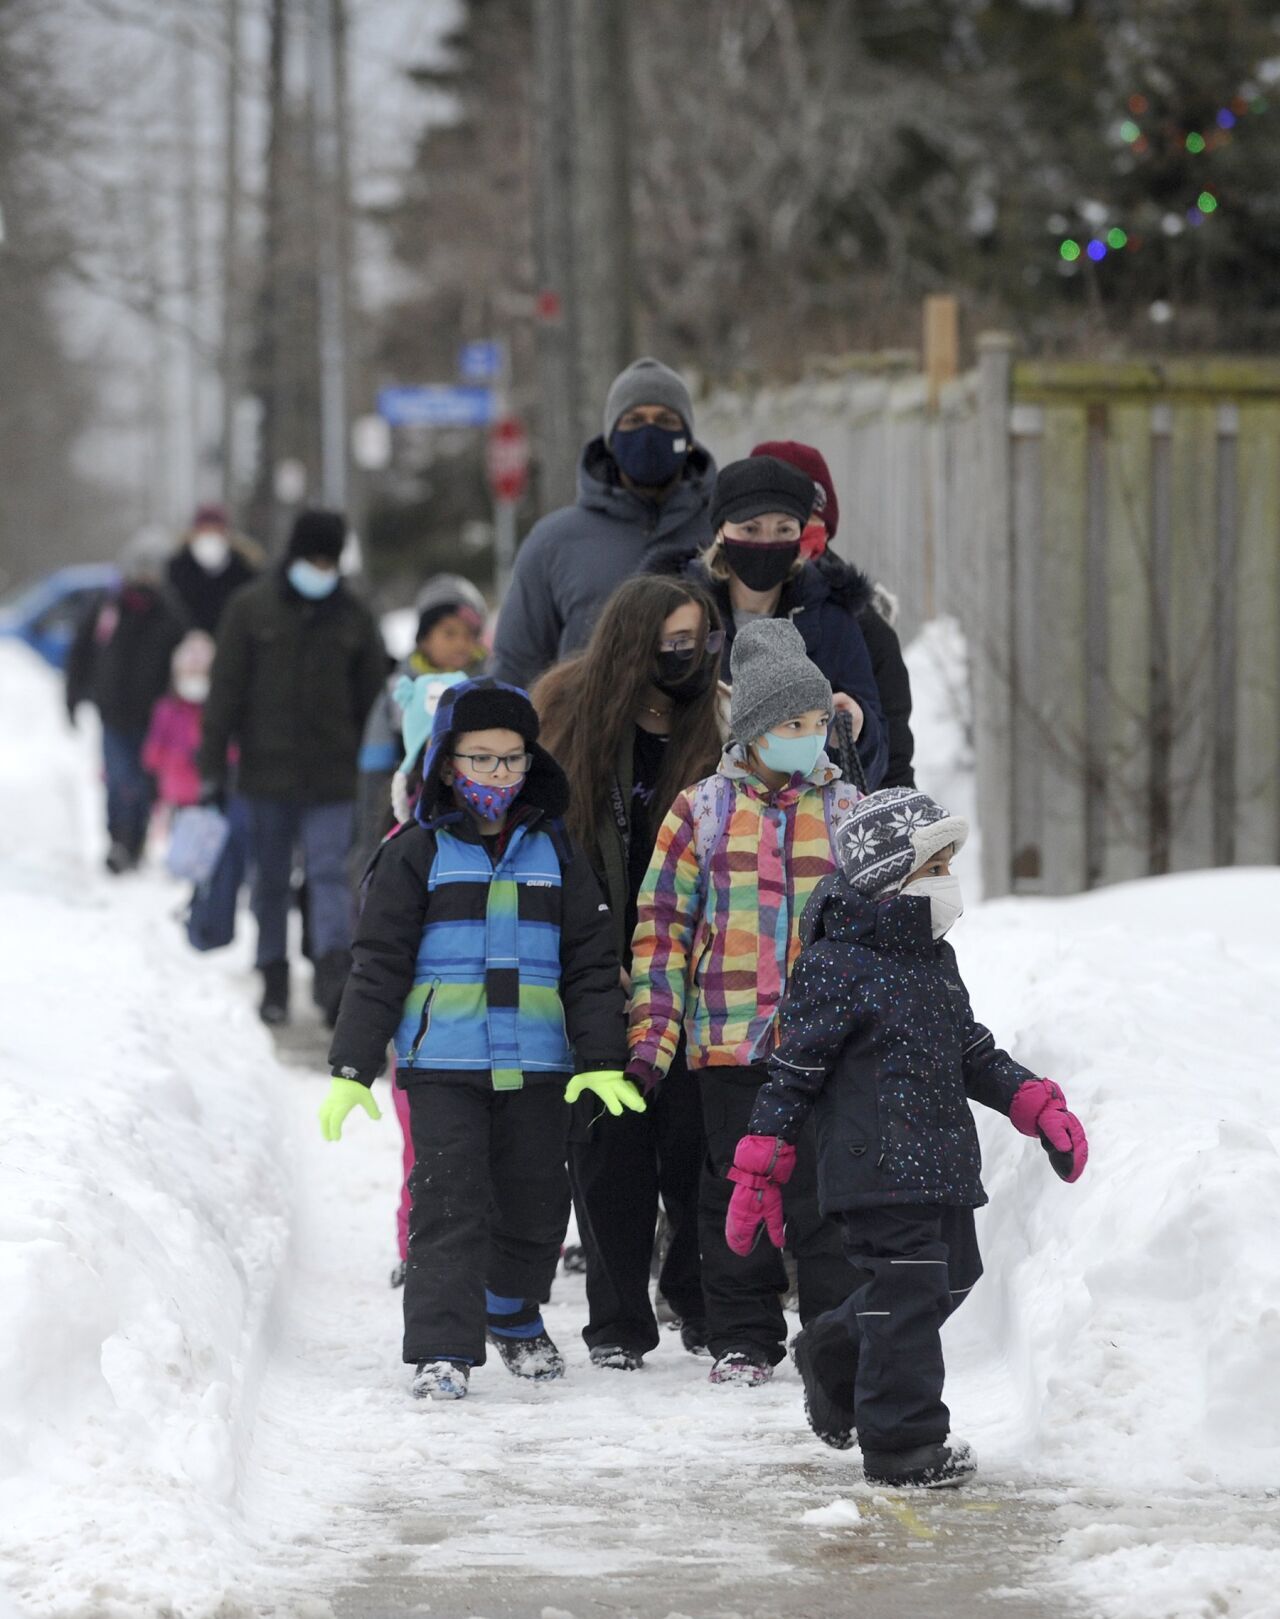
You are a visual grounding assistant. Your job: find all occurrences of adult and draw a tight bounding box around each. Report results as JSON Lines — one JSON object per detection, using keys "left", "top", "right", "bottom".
{"left": 668, "top": 456, "right": 889, "bottom": 789}
{"left": 198, "top": 509, "right": 386, "bottom": 1026}
{"left": 490, "top": 357, "right": 717, "bottom": 687}
{"left": 66, "top": 529, "right": 188, "bottom": 873}
{"left": 752, "top": 440, "right": 915, "bottom": 788}
{"left": 166, "top": 502, "right": 262, "bottom": 635}
{"left": 533, "top": 575, "right": 725, "bottom": 1368}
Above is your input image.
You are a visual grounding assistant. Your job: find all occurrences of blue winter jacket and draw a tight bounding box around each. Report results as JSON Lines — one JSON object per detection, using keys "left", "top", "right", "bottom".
{"left": 490, "top": 436, "right": 718, "bottom": 688}
{"left": 749, "top": 875, "right": 1034, "bottom": 1210}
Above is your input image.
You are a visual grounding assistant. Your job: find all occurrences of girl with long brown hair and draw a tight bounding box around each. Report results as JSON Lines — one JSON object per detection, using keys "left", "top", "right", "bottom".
{"left": 533, "top": 574, "right": 725, "bottom": 1370}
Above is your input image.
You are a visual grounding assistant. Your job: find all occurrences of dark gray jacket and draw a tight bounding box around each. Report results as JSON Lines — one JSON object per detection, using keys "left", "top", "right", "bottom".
{"left": 490, "top": 436, "right": 717, "bottom": 688}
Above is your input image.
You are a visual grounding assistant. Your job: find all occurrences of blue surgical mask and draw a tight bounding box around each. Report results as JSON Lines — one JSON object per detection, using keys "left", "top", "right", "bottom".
{"left": 756, "top": 730, "right": 825, "bottom": 779}
{"left": 610, "top": 424, "right": 689, "bottom": 487}
{"left": 287, "top": 559, "right": 339, "bottom": 600}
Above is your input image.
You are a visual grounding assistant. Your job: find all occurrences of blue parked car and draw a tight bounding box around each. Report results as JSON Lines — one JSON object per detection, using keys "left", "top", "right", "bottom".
{"left": 0, "top": 564, "right": 121, "bottom": 671}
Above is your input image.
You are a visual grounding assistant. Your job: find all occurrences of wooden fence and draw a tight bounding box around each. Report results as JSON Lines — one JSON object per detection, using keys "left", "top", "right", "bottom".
{"left": 699, "top": 339, "right": 1280, "bottom": 898}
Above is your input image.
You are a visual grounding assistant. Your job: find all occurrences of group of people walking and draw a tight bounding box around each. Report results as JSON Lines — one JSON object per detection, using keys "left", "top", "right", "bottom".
{"left": 69, "top": 355, "right": 1089, "bottom": 1489}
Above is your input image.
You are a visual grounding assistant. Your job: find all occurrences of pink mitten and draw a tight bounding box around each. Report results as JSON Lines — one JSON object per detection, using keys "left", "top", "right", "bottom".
{"left": 1010, "top": 1078, "right": 1088, "bottom": 1183}
{"left": 724, "top": 1135, "right": 797, "bottom": 1255}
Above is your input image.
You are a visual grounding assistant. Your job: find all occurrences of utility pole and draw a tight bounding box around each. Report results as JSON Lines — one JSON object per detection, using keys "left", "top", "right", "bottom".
{"left": 249, "top": 0, "right": 289, "bottom": 547}
{"left": 310, "top": 0, "right": 350, "bottom": 512}
{"left": 531, "top": 0, "right": 580, "bottom": 511}
{"left": 569, "top": 0, "right": 634, "bottom": 444}
{"left": 219, "top": 0, "right": 242, "bottom": 511}
{"left": 174, "top": 14, "right": 203, "bottom": 517}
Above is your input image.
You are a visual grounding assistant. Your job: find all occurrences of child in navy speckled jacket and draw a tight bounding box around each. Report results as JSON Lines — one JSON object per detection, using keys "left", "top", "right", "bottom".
{"left": 723, "top": 788, "right": 1090, "bottom": 1489}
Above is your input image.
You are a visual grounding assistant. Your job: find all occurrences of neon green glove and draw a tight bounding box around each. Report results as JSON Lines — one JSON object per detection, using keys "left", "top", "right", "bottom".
{"left": 564, "top": 1070, "right": 647, "bottom": 1117}
{"left": 319, "top": 1076, "right": 383, "bottom": 1142}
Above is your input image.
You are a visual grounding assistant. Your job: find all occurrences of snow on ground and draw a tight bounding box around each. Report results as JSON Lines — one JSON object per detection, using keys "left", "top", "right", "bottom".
{"left": 1, "top": 632, "right": 1279, "bottom": 1618}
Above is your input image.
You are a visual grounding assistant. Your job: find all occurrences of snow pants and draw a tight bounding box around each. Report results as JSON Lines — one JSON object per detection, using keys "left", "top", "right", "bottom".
{"left": 568, "top": 1039, "right": 705, "bottom": 1355}
{"left": 102, "top": 726, "right": 154, "bottom": 858}
{"left": 245, "top": 797, "right": 353, "bottom": 969}
{"left": 804, "top": 1204, "right": 983, "bottom": 1454}
{"left": 698, "top": 1065, "right": 855, "bottom": 1366}
{"left": 402, "top": 1074, "right": 572, "bottom": 1366}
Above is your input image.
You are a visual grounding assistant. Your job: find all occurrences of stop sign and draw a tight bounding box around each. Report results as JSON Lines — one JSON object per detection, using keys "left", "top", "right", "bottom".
{"left": 487, "top": 416, "right": 529, "bottom": 503}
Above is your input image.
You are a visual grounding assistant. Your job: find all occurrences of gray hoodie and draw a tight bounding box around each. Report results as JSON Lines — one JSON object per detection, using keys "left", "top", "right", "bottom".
{"left": 490, "top": 435, "right": 717, "bottom": 688}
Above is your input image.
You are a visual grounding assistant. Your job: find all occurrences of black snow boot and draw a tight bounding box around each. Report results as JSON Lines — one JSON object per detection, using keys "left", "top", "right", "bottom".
{"left": 312, "top": 949, "right": 350, "bottom": 1029}
{"left": 105, "top": 841, "right": 137, "bottom": 875}
{"left": 861, "top": 1438, "right": 977, "bottom": 1489}
{"left": 678, "top": 1318, "right": 710, "bottom": 1357}
{"left": 488, "top": 1329, "right": 565, "bottom": 1382}
{"left": 791, "top": 1328, "right": 856, "bottom": 1451}
{"left": 259, "top": 960, "right": 290, "bottom": 1026}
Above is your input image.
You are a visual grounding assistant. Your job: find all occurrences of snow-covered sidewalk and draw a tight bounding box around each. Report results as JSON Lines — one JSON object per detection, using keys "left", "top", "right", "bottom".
{"left": 2, "top": 638, "right": 1278, "bottom": 1619}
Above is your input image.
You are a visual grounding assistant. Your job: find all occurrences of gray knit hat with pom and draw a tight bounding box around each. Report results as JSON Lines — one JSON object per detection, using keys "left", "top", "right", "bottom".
{"left": 834, "top": 787, "right": 969, "bottom": 897}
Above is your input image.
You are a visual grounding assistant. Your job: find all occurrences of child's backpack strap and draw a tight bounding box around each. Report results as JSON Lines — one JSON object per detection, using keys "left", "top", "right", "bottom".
{"left": 822, "top": 779, "right": 861, "bottom": 851}
{"left": 543, "top": 817, "right": 574, "bottom": 871}
{"left": 357, "top": 820, "right": 436, "bottom": 914}
{"left": 689, "top": 774, "right": 734, "bottom": 874}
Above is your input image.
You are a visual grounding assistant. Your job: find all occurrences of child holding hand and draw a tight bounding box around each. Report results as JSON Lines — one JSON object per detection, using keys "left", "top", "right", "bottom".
{"left": 727, "top": 788, "right": 1088, "bottom": 1487}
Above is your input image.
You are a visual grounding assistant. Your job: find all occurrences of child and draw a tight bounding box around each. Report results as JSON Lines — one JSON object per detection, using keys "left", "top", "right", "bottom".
{"left": 626, "top": 618, "right": 861, "bottom": 1387}
{"left": 319, "top": 677, "right": 637, "bottom": 1401}
{"left": 142, "top": 631, "right": 216, "bottom": 811}
{"left": 727, "top": 787, "right": 1089, "bottom": 1487}
{"left": 353, "top": 580, "right": 488, "bottom": 876}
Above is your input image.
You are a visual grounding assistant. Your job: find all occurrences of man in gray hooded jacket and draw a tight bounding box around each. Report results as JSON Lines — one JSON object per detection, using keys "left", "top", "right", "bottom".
{"left": 490, "top": 357, "right": 717, "bottom": 688}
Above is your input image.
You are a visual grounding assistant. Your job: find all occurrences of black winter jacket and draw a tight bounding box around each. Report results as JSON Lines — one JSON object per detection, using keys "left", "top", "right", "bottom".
{"left": 328, "top": 742, "right": 627, "bottom": 1085}
{"left": 198, "top": 567, "right": 386, "bottom": 803}
{"left": 813, "top": 554, "right": 915, "bottom": 789}
{"left": 167, "top": 546, "right": 258, "bottom": 635}
{"left": 749, "top": 875, "right": 1034, "bottom": 1211}
{"left": 490, "top": 436, "right": 718, "bottom": 687}
{"left": 65, "top": 585, "right": 187, "bottom": 735}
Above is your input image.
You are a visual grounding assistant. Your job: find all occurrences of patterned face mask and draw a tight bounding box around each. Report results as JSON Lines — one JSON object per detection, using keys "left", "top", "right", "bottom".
{"left": 452, "top": 768, "right": 524, "bottom": 821}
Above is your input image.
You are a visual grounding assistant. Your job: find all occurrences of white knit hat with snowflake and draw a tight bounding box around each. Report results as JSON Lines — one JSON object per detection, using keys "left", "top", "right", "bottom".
{"left": 833, "top": 787, "right": 969, "bottom": 898}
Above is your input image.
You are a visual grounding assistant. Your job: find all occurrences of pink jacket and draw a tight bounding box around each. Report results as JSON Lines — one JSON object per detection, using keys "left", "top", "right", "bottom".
{"left": 142, "top": 695, "right": 204, "bottom": 808}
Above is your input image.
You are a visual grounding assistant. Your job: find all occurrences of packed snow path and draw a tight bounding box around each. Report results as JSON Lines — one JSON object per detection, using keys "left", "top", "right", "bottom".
{"left": 2, "top": 639, "right": 1278, "bottom": 1619}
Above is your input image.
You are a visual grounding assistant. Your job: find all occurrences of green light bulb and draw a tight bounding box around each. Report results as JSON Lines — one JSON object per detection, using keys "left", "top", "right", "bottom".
{"left": 1060, "top": 239, "right": 1082, "bottom": 262}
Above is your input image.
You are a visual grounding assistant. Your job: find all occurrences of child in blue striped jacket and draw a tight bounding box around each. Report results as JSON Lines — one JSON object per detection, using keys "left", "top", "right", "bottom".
{"left": 321, "top": 678, "right": 640, "bottom": 1400}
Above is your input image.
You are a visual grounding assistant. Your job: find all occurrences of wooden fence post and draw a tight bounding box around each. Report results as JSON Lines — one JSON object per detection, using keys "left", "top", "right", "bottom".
{"left": 974, "top": 332, "right": 1016, "bottom": 900}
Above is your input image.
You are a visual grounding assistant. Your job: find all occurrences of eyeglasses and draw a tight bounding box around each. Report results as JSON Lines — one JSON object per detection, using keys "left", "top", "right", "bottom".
{"left": 451, "top": 751, "right": 532, "bottom": 778}
{"left": 658, "top": 629, "right": 725, "bottom": 656}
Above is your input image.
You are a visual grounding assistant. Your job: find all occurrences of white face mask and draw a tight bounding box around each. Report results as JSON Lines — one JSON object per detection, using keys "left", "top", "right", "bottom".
{"left": 175, "top": 674, "right": 210, "bottom": 703}
{"left": 190, "top": 531, "right": 231, "bottom": 572}
{"left": 906, "top": 873, "right": 964, "bottom": 939}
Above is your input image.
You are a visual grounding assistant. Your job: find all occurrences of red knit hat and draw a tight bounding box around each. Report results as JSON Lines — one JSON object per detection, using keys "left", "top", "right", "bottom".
{"left": 750, "top": 440, "right": 838, "bottom": 539}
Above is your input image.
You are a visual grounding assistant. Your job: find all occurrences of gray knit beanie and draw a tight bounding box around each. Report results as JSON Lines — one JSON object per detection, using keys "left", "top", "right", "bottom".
{"left": 834, "top": 787, "right": 969, "bottom": 897}
{"left": 603, "top": 357, "right": 695, "bottom": 441}
{"left": 729, "top": 618, "right": 833, "bottom": 745}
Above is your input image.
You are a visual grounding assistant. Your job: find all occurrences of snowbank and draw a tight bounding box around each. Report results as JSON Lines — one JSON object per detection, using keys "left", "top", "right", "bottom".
{"left": 0, "top": 645, "right": 291, "bottom": 1617}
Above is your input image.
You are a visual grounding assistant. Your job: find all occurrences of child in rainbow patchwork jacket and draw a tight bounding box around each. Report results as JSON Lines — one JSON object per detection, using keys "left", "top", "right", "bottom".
{"left": 320, "top": 678, "right": 637, "bottom": 1401}
{"left": 626, "top": 618, "right": 862, "bottom": 1387}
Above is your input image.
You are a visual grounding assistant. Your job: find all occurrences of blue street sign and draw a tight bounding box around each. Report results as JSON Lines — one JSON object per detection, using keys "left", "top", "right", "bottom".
{"left": 459, "top": 340, "right": 504, "bottom": 382}
{"left": 377, "top": 385, "right": 495, "bottom": 428}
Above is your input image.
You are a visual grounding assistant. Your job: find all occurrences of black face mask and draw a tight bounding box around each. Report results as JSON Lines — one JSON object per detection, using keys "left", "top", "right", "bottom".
{"left": 722, "top": 539, "right": 800, "bottom": 593}
{"left": 610, "top": 424, "right": 689, "bottom": 487}
{"left": 654, "top": 648, "right": 717, "bottom": 701}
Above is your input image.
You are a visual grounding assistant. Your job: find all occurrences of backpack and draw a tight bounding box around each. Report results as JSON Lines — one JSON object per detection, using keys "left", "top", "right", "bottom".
{"left": 687, "top": 771, "right": 860, "bottom": 875}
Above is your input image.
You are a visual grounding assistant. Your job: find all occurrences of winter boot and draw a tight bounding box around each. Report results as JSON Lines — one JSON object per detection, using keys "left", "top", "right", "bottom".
{"left": 488, "top": 1330, "right": 566, "bottom": 1381}
{"left": 312, "top": 949, "right": 350, "bottom": 1029}
{"left": 708, "top": 1350, "right": 774, "bottom": 1388}
{"left": 105, "top": 841, "right": 136, "bottom": 875}
{"left": 560, "top": 1244, "right": 587, "bottom": 1275}
{"left": 861, "top": 1438, "right": 976, "bottom": 1489}
{"left": 389, "top": 1260, "right": 407, "bottom": 1289}
{"left": 678, "top": 1318, "right": 710, "bottom": 1358}
{"left": 589, "top": 1344, "right": 644, "bottom": 1371}
{"left": 412, "top": 1359, "right": 470, "bottom": 1401}
{"left": 791, "top": 1328, "right": 856, "bottom": 1451}
{"left": 259, "top": 960, "right": 290, "bottom": 1026}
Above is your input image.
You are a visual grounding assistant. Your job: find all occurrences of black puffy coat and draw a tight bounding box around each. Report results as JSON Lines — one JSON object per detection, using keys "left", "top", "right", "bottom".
{"left": 65, "top": 584, "right": 187, "bottom": 735}
{"left": 328, "top": 741, "right": 626, "bottom": 1085}
{"left": 749, "top": 875, "right": 1033, "bottom": 1211}
{"left": 812, "top": 554, "right": 915, "bottom": 789}
{"left": 167, "top": 545, "right": 259, "bottom": 634}
{"left": 198, "top": 567, "right": 386, "bottom": 803}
